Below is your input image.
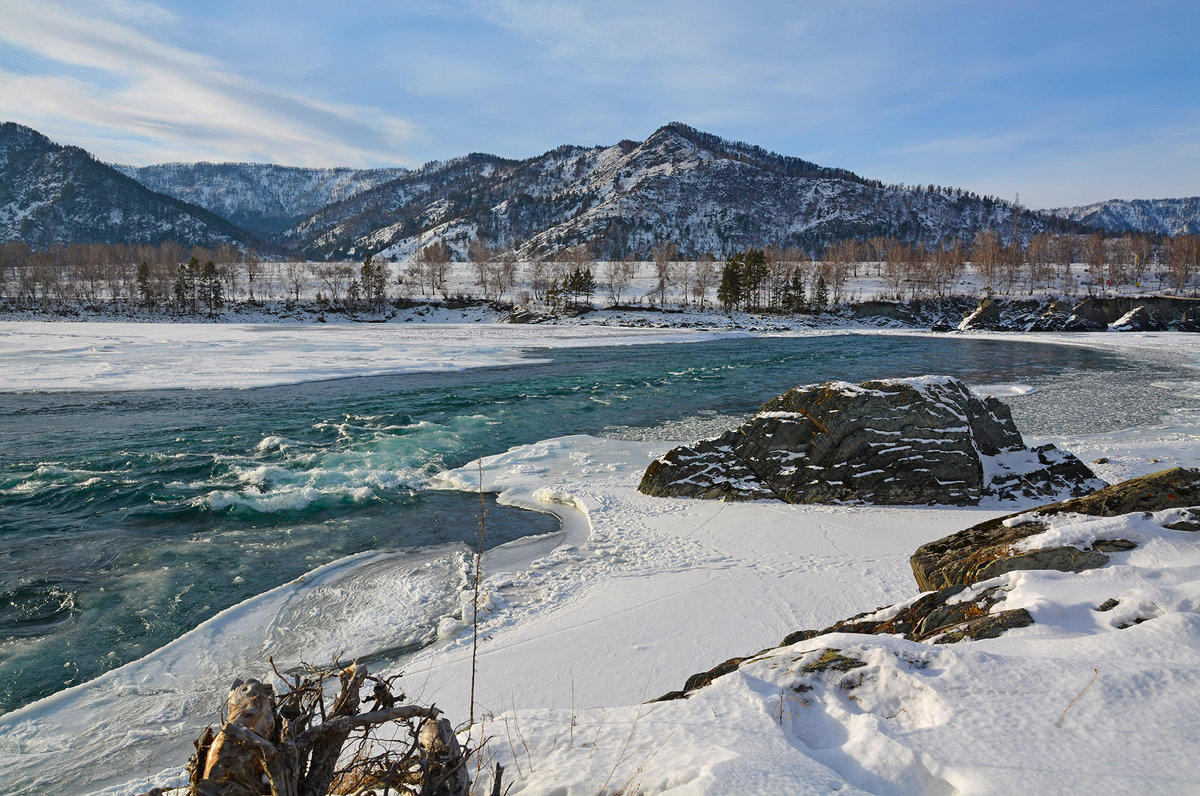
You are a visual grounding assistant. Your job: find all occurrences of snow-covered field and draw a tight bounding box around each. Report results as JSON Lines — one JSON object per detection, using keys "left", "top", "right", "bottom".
{"left": 3, "top": 319, "right": 1200, "bottom": 795}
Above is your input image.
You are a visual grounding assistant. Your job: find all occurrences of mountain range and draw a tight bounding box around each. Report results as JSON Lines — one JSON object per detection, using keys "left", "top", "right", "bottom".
{"left": 1050, "top": 197, "right": 1200, "bottom": 237}
{"left": 1, "top": 120, "right": 1195, "bottom": 259}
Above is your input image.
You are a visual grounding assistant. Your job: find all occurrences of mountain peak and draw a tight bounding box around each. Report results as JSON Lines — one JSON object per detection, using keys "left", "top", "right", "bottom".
{"left": 0, "top": 121, "right": 262, "bottom": 249}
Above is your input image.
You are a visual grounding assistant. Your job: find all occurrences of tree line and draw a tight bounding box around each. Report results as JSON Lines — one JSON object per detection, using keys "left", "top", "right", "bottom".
{"left": 1, "top": 229, "right": 1197, "bottom": 315}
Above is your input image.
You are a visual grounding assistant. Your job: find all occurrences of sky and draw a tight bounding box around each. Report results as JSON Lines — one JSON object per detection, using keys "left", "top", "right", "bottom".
{"left": 0, "top": 0, "right": 1196, "bottom": 209}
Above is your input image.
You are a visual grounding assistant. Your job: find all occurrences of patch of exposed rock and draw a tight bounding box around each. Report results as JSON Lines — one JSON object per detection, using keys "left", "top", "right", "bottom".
{"left": 957, "top": 295, "right": 1200, "bottom": 332}
{"left": 1108, "top": 306, "right": 1168, "bottom": 331}
{"left": 655, "top": 468, "right": 1200, "bottom": 702}
{"left": 638, "top": 375, "right": 1103, "bottom": 506}
{"left": 910, "top": 466, "right": 1200, "bottom": 590}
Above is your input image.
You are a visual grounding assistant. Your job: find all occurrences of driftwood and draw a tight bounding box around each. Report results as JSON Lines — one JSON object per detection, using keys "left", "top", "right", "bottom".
{"left": 417, "top": 717, "right": 470, "bottom": 796}
{"left": 199, "top": 678, "right": 278, "bottom": 794}
{"left": 185, "top": 661, "right": 468, "bottom": 796}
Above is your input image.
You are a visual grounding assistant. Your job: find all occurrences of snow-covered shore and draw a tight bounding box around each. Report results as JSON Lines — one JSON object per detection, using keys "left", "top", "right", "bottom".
{"left": 4, "top": 317, "right": 1200, "bottom": 794}
{"left": 416, "top": 427, "right": 1200, "bottom": 794}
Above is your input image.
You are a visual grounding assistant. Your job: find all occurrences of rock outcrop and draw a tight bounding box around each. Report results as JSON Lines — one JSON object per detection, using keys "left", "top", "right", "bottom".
{"left": 957, "top": 295, "right": 1200, "bottom": 332}
{"left": 656, "top": 468, "right": 1200, "bottom": 703}
{"left": 1108, "top": 306, "right": 1168, "bottom": 331}
{"left": 910, "top": 466, "right": 1200, "bottom": 590}
{"left": 639, "top": 376, "right": 1103, "bottom": 506}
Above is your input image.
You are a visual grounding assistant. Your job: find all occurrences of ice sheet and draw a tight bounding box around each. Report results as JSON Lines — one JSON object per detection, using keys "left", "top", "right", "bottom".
{"left": 0, "top": 320, "right": 740, "bottom": 392}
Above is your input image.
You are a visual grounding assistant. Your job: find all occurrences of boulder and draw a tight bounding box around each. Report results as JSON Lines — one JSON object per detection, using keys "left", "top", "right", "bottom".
{"left": 639, "top": 376, "right": 1103, "bottom": 506}
{"left": 958, "top": 297, "right": 1002, "bottom": 330}
{"left": 635, "top": 433, "right": 776, "bottom": 501}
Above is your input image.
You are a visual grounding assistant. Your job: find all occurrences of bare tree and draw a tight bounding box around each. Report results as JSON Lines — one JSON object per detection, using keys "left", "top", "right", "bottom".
{"left": 692, "top": 258, "right": 717, "bottom": 308}
{"left": 1026, "top": 233, "right": 1054, "bottom": 293}
{"left": 1081, "top": 233, "right": 1107, "bottom": 295}
{"left": 284, "top": 261, "right": 306, "bottom": 304}
{"left": 866, "top": 236, "right": 891, "bottom": 277}
{"left": 972, "top": 229, "right": 1004, "bottom": 292}
{"left": 526, "top": 258, "right": 550, "bottom": 302}
{"left": 1051, "top": 233, "right": 1077, "bottom": 296}
{"left": 1129, "top": 233, "right": 1154, "bottom": 288}
{"left": 602, "top": 257, "right": 635, "bottom": 305}
{"left": 1167, "top": 235, "right": 1200, "bottom": 293}
{"left": 468, "top": 237, "right": 494, "bottom": 295}
{"left": 650, "top": 241, "right": 678, "bottom": 306}
{"left": 311, "top": 262, "right": 355, "bottom": 304}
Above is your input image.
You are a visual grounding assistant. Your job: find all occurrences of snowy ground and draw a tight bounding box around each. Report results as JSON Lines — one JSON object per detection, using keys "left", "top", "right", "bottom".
{"left": 415, "top": 426, "right": 1200, "bottom": 795}
{"left": 3, "top": 320, "right": 1200, "bottom": 795}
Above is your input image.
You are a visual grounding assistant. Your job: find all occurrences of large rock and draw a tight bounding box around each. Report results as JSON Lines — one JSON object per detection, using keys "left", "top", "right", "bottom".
{"left": 909, "top": 467, "right": 1200, "bottom": 590}
{"left": 639, "top": 376, "right": 1103, "bottom": 506}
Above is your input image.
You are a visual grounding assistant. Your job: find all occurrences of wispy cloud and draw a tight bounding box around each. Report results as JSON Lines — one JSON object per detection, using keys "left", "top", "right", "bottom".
{"left": 0, "top": 0, "right": 420, "bottom": 165}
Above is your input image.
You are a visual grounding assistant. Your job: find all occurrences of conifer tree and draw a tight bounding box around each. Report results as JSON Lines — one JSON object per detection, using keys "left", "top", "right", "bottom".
{"left": 544, "top": 277, "right": 562, "bottom": 310}
{"left": 185, "top": 256, "right": 200, "bottom": 313}
{"left": 786, "top": 267, "right": 806, "bottom": 313}
{"left": 136, "top": 261, "right": 152, "bottom": 308}
{"left": 361, "top": 253, "right": 387, "bottom": 308}
{"left": 742, "top": 248, "right": 767, "bottom": 309}
{"left": 717, "top": 255, "right": 743, "bottom": 311}
{"left": 200, "top": 259, "right": 223, "bottom": 313}
{"left": 172, "top": 260, "right": 197, "bottom": 313}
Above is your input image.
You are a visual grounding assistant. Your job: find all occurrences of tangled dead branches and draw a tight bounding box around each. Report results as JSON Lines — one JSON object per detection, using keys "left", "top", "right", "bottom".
{"left": 183, "top": 658, "right": 470, "bottom": 796}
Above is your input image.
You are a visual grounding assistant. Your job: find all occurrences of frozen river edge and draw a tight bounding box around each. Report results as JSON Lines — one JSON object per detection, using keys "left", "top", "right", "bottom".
{"left": 3, "top": 321, "right": 1200, "bottom": 795}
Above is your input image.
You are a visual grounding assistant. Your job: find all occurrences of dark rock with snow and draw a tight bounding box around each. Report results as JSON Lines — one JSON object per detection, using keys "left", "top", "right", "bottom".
{"left": 1047, "top": 466, "right": 1200, "bottom": 516}
{"left": 1108, "top": 306, "right": 1168, "bottom": 332}
{"left": 636, "top": 433, "right": 777, "bottom": 501}
{"left": 655, "top": 579, "right": 1037, "bottom": 700}
{"left": 505, "top": 307, "right": 550, "bottom": 324}
{"left": 957, "top": 297, "right": 1043, "bottom": 331}
{"left": 638, "top": 376, "right": 1102, "bottom": 506}
{"left": 909, "top": 467, "right": 1200, "bottom": 591}
{"left": 957, "top": 295, "right": 1200, "bottom": 332}
{"left": 1179, "top": 310, "right": 1200, "bottom": 333}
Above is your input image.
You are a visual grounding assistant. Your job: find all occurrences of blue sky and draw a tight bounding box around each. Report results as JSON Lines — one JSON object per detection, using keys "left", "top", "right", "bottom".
{"left": 0, "top": 0, "right": 1196, "bottom": 208}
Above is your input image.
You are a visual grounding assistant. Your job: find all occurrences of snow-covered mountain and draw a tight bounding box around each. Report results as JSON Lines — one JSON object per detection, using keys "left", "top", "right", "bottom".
{"left": 0, "top": 120, "right": 1152, "bottom": 259}
{"left": 116, "top": 162, "right": 407, "bottom": 238}
{"left": 283, "top": 123, "right": 1092, "bottom": 260}
{"left": 1050, "top": 197, "right": 1200, "bottom": 237}
{"left": 0, "top": 123, "right": 260, "bottom": 250}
